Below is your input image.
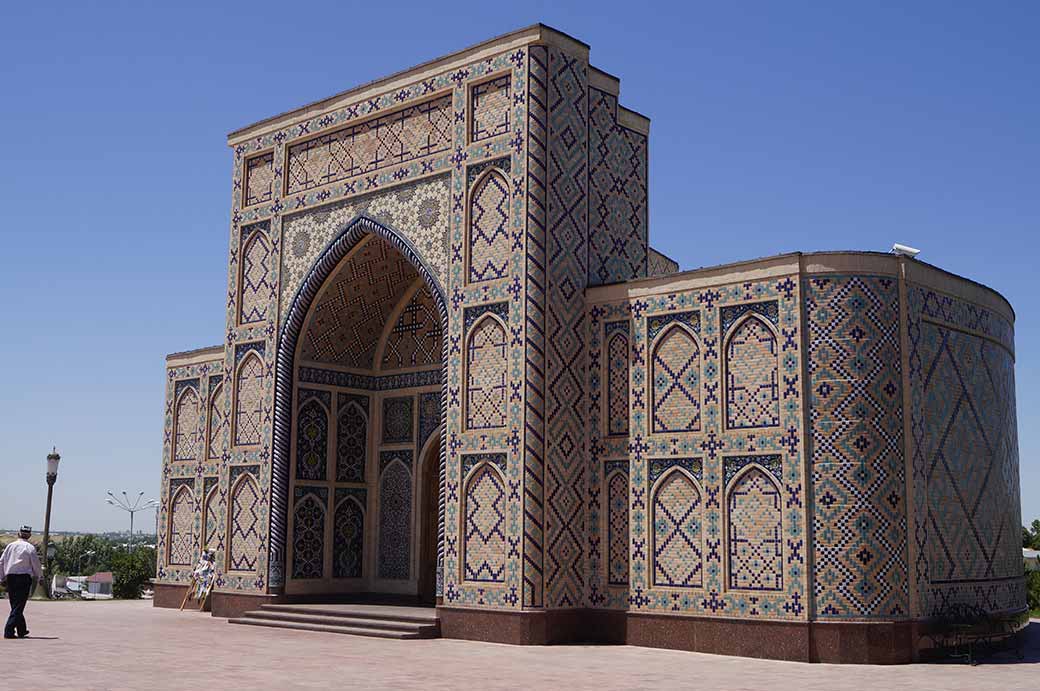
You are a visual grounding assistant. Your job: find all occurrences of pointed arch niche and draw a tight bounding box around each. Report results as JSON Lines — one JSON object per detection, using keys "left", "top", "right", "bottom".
{"left": 270, "top": 216, "right": 449, "bottom": 598}
{"left": 726, "top": 463, "right": 783, "bottom": 592}
{"left": 461, "top": 458, "right": 507, "bottom": 584}
{"left": 724, "top": 314, "right": 780, "bottom": 430}
{"left": 464, "top": 313, "right": 508, "bottom": 431}
{"left": 238, "top": 224, "right": 272, "bottom": 325}
{"left": 466, "top": 167, "right": 510, "bottom": 283}
{"left": 167, "top": 483, "right": 195, "bottom": 566}
{"left": 173, "top": 384, "right": 200, "bottom": 462}
{"left": 650, "top": 466, "right": 704, "bottom": 589}
{"left": 650, "top": 324, "right": 702, "bottom": 434}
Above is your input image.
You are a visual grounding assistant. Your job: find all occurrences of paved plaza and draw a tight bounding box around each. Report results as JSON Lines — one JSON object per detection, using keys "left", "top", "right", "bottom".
{"left": 4, "top": 601, "right": 1038, "bottom": 690}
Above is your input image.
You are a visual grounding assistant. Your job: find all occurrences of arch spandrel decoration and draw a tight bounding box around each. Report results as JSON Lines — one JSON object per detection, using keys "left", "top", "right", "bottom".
{"left": 651, "top": 325, "right": 701, "bottom": 434}
{"left": 651, "top": 469, "right": 703, "bottom": 589}
{"left": 168, "top": 484, "right": 195, "bottom": 566}
{"left": 467, "top": 169, "right": 510, "bottom": 283}
{"left": 463, "top": 462, "right": 507, "bottom": 583}
{"left": 725, "top": 315, "right": 780, "bottom": 430}
{"left": 727, "top": 466, "right": 783, "bottom": 592}
{"left": 173, "top": 386, "right": 200, "bottom": 462}
{"left": 271, "top": 216, "right": 449, "bottom": 593}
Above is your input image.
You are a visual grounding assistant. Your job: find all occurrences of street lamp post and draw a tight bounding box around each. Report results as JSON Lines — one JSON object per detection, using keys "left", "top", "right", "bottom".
{"left": 106, "top": 491, "right": 159, "bottom": 552}
{"left": 39, "top": 447, "right": 61, "bottom": 598}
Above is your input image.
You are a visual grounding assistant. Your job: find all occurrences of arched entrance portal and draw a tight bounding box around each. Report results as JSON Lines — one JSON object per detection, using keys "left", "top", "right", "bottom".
{"left": 270, "top": 217, "right": 445, "bottom": 602}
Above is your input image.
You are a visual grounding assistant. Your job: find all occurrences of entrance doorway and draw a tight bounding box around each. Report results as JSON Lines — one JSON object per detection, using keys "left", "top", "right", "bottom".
{"left": 276, "top": 230, "right": 445, "bottom": 602}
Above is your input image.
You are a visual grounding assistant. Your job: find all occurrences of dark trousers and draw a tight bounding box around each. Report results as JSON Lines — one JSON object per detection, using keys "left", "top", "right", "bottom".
{"left": 4, "top": 574, "right": 33, "bottom": 637}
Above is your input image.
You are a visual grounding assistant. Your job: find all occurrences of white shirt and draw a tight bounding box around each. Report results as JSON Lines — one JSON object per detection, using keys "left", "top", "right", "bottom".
{"left": 0, "top": 539, "right": 43, "bottom": 581}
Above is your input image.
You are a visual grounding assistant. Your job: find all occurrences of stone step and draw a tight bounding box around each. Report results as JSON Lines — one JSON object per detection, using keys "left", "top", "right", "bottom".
{"left": 258, "top": 603, "right": 439, "bottom": 625}
{"left": 242, "top": 609, "right": 438, "bottom": 634}
{"left": 228, "top": 617, "right": 433, "bottom": 640}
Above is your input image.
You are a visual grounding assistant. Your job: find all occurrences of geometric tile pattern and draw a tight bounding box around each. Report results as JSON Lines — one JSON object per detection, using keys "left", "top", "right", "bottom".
{"left": 239, "top": 224, "right": 272, "bottom": 325}
{"left": 381, "top": 285, "right": 442, "bottom": 370}
{"left": 244, "top": 151, "right": 274, "bottom": 207}
{"left": 467, "top": 170, "right": 511, "bottom": 283}
{"left": 588, "top": 87, "right": 648, "bottom": 286}
{"left": 727, "top": 467, "right": 783, "bottom": 591}
{"left": 300, "top": 236, "right": 419, "bottom": 368}
{"left": 286, "top": 95, "right": 452, "bottom": 195}
{"left": 333, "top": 495, "right": 365, "bottom": 579}
{"left": 910, "top": 284, "right": 1023, "bottom": 616}
{"left": 203, "top": 481, "right": 220, "bottom": 552}
{"left": 465, "top": 316, "right": 507, "bottom": 429}
{"left": 651, "top": 325, "right": 701, "bottom": 433}
{"left": 607, "top": 470, "right": 630, "bottom": 585}
{"left": 229, "top": 472, "right": 263, "bottom": 572}
{"left": 463, "top": 463, "right": 507, "bottom": 583}
{"left": 725, "top": 317, "right": 780, "bottom": 429}
{"left": 336, "top": 394, "right": 368, "bottom": 483}
{"left": 382, "top": 395, "right": 413, "bottom": 444}
{"left": 417, "top": 390, "right": 441, "bottom": 451}
{"left": 295, "top": 398, "right": 328, "bottom": 481}
{"left": 280, "top": 175, "right": 451, "bottom": 312}
{"left": 207, "top": 381, "right": 227, "bottom": 461}
{"left": 543, "top": 46, "right": 589, "bottom": 608}
{"left": 605, "top": 321, "right": 629, "bottom": 436}
{"left": 234, "top": 353, "right": 264, "bottom": 446}
{"left": 174, "top": 386, "right": 200, "bottom": 461}
{"left": 652, "top": 470, "right": 703, "bottom": 588}
{"left": 471, "top": 75, "right": 511, "bottom": 143}
{"left": 805, "top": 276, "right": 908, "bottom": 618}
{"left": 168, "top": 484, "right": 195, "bottom": 566}
{"left": 292, "top": 488, "right": 327, "bottom": 579}
{"left": 623, "top": 273, "right": 806, "bottom": 620}
{"left": 522, "top": 43, "right": 549, "bottom": 609}
{"left": 647, "top": 248, "right": 678, "bottom": 277}
{"left": 378, "top": 457, "right": 412, "bottom": 580}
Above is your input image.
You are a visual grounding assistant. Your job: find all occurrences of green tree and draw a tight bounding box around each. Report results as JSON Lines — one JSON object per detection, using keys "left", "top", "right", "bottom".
{"left": 1024, "top": 520, "right": 1040, "bottom": 550}
{"left": 53, "top": 534, "right": 117, "bottom": 576}
{"left": 111, "top": 547, "right": 156, "bottom": 599}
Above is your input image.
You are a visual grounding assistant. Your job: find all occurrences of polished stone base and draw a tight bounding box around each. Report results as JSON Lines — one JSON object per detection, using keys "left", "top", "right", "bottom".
{"left": 439, "top": 606, "right": 923, "bottom": 663}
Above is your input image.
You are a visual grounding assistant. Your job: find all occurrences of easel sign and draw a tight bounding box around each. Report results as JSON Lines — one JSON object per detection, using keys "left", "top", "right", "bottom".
{"left": 180, "top": 547, "right": 217, "bottom": 611}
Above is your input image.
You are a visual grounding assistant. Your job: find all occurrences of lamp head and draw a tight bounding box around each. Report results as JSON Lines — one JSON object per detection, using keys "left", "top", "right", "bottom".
{"left": 46, "top": 447, "right": 61, "bottom": 478}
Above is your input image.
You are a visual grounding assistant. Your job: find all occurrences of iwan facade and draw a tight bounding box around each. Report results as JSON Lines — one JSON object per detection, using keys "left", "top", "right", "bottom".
{"left": 154, "top": 25, "right": 1025, "bottom": 663}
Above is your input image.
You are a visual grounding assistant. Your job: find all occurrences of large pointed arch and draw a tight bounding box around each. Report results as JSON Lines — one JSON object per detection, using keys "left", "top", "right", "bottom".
{"left": 270, "top": 215, "right": 448, "bottom": 592}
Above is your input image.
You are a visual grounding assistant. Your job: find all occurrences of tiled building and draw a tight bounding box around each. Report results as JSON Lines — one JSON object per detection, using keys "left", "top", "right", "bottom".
{"left": 153, "top": 25, "right": 1025, "bottom": 663}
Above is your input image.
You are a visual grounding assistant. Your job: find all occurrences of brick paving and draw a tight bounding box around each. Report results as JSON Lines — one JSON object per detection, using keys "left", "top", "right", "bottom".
{"left": 4, "top": 600, "right": 1038, "bottom": 690}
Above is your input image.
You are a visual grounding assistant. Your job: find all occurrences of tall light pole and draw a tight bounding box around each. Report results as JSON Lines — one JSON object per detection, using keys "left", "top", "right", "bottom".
{"left": 106, "top": 491, "right": 158, "bottom": 552}
{"left": 39, "top": 447, "right": 62, "bottom": 598}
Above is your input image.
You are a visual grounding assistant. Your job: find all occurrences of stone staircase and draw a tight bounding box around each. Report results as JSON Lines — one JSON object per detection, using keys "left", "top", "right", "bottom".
{"left": 229, "top": 603, "right": 440, "bottom": 639}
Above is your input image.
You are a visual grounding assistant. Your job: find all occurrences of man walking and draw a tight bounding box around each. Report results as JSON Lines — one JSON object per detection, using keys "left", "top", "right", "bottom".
{"left": 1, "top": 526, "right": 43, "bottom": 639}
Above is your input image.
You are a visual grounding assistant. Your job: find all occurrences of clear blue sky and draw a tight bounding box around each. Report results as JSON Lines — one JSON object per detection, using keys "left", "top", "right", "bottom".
{"left": 1, "top": 1, "right": 1036, "bottom": 533}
